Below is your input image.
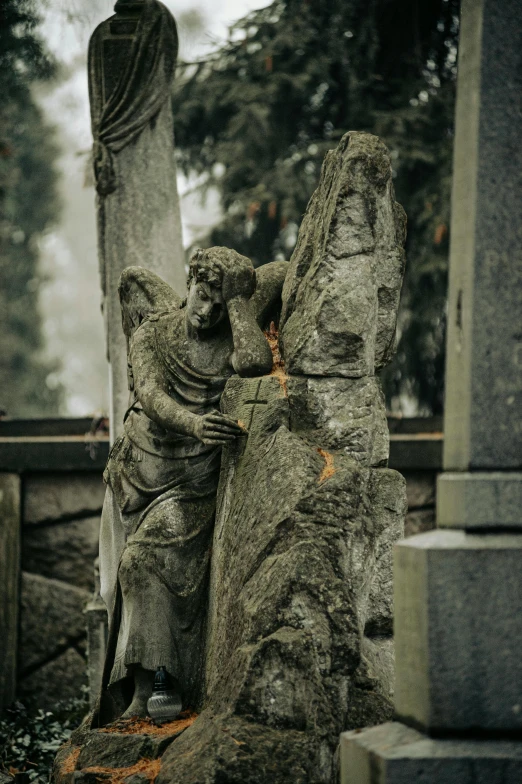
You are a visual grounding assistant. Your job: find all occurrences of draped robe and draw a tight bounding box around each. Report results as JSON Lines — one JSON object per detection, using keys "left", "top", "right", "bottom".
{"left": 98, "top": 312, "right": 229, "bottom": 714}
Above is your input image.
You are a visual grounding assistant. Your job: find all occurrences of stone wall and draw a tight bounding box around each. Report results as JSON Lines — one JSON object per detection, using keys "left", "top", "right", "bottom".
{"left": 17, "top": 473, "right": 105, "bottom": 708}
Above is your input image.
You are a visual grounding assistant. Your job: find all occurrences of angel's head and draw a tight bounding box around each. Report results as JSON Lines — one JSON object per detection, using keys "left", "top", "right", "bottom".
{"left": 186, "top": 247, "right": 253, "bottom": 331}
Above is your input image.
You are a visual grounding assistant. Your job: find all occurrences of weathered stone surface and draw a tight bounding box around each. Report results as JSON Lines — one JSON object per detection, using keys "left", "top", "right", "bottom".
{"left": 19, "top": 572, "right": 89, "bottom": 673}
{"left": 437, "top": 472, "right": 522, "bottom": 529}
{"left": 88, "top": 0, "right": 186, "bottom": 438}
{"left": 365, "top": 469, "right": 405, "bottom": 636}
{"left": 404, "top": 508, "right": 436, "bottom": 538}
{"left": 287, "top": 376, "right": 388, "bottom": 467}
{"left": 78, "top": 732, "right": 170, "bottom": 768}
{"left": 22, "top": 516, "right": 100, "bottom": 591}
{"left": 394, "top": 530, "right": 522, "bottom": 731}
{"left": 18, "top": 647, "right": 86, "bottom": 708}
{"left": 404, "top": 471, "right": 436, "bottom": 510}
{"left": 341, "top": 722, "right": 522, "bottom": 784}
{"left": 150, "top": 374, "right": 404, "bottom": 781}
{"left": 0, "top": 474, "right": 21, "bottom": 710}
{"left": 442, "top": 0, "right": 522, "bottom": 471}
{"left": 158, "top": 712, "right": 316, "bottom": 784}
{"left": 53, "top": 720, "right": 195, "bottom": 784}
{"left": 280, "top": 131, "right": 406, "bottom": 377}
{"left": 191, "top": 375, "right": 404, "bottom": 780}
{"left": 360, "top": 638, "right": 394, "bottom": 704}
{"left": 24, "top": 474, "right": 105, "bottom": 525}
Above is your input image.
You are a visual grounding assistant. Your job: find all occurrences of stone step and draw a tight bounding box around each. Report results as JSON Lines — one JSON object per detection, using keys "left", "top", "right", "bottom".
{"left": 341, "top": 722, "right": 522, "bottom": 784}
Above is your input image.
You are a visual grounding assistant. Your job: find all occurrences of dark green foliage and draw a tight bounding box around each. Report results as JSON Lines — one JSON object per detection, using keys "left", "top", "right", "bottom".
{"left": 173, "top": 0, "right": 460, "bottom": 413}
{"left": 0, "top": 0, "right": 63, "bottom": 416}
{"left": 0, "top": 694, "right": 87, "bottom": 783}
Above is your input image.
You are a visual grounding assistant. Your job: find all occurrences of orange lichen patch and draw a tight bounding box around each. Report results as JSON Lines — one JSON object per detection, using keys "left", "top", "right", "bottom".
{"left": 317, "top": 448, "right": 336, "bottom": 482}
{"left": 102, "top": 711, "right": 198, "bottom": 737}
{"left": 265, "top": 322, "right": 288, "bottom": 397}
{"left": 59, "top": 746, "right": 81, "bottom": 775}
{"left": 82, "top": 757, "right": 162, "bottom": 784}
{"left": 237, "top": 419, "right": 248, "bottom": 432}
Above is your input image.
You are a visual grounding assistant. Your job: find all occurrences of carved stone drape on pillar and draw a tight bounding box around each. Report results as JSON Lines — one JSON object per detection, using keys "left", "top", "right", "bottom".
{"left": 88, "top": 0, "right": 186, "bottom": 441}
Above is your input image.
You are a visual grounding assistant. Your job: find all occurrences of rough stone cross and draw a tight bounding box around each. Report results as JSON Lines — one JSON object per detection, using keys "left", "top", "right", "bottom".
{"left": 243, "top": 379, "right": 269, "bottom": 430}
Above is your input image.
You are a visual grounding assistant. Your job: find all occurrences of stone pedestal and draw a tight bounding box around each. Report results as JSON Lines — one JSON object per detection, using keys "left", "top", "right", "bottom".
{"left": 341, "top": 723, "right": 522, "bottom": 784}
{"left": 394, "top": 531, "right": 522, "bottom": 732}
{"left": 341, "top": 0, "right": 522, "bottom": 779}
{"left": 437, "top": 473, "right": 522, "bottom": 529}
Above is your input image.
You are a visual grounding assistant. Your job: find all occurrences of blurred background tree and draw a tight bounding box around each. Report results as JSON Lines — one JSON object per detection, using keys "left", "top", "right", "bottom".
{"left": 174, "top": 0, "right": 460, "bottom": 414}
{"left": 0, "top": 0, "right": 63, "bottom": 416}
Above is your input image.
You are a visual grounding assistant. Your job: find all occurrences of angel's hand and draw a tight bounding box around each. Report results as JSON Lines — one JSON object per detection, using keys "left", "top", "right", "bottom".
{"left": 192, "top": 412, "right": 246, "bottom": 445}
{"left": 222, "top": 262, "right": 256, "bottom": 302}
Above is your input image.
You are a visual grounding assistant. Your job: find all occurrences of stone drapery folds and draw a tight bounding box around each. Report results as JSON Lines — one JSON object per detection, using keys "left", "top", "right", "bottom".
{"left": 88, "top": 0, "right": 178, "bottom": 196}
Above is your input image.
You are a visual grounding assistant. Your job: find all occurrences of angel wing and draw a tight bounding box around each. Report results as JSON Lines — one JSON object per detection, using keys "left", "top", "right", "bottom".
{"left": 118, "top": 265, "right": 183, "bottom": 341}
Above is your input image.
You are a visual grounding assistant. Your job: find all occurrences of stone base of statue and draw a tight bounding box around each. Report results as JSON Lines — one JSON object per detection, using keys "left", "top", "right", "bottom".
{"left": 53, "top": 713, "right": 196, "bottom": 783}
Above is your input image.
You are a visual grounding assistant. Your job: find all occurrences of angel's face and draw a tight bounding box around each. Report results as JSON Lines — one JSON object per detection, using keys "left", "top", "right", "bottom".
{"left": 186, "top": 279, "right": 225, "bottom": 331}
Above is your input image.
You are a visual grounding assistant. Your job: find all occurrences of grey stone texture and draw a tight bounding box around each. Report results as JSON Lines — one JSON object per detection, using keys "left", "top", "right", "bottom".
{"left": 437, "top": 472, "right": 522, "bottom": 529}
{"left": 88, "top": 0, "right": 186, "bottom": 438}
{"left": 23, "top": 473, "right": 105, "bottom": 525}
{"left": 280, "top": 131, "right": 406, "bottom": 378}
{"left": 96, "top": 254, "right": 286, "bottom": 723}
{"left": 158, "top": 713, "right": 318, "bottom": 784}
{"left": 442, "top": 0, "right": 522, "bottom": 472}
{"left": 404, "top": 508, "right": 435, "bottom": 538}
{"left": 19, "top": 572, "right": 89, "bottom": 682}
{"left": 0, "top": 473, "right": 21, "bottom": 710}
{"left": 18, "top": 473, "right": 103, "bottom": 708}
{"left": 287, "top": 376, "right": 389, "bottom": 467}
{"left": 18, "top": 647, "right": 86, "bottom": 708}
{"left": 394, "top": 530, "right": 522, "bottom": 732}
{"left": 77, "top": 731, "right": 172, "bottom": 768}
{"left": 341, "top": 722, "right": 522, "bottom": 784}
{"left": 53, "top": 721, "right": 184, "bottom": 784}
{"left": 22, "top": 516, "right": 100, "bottom": 591}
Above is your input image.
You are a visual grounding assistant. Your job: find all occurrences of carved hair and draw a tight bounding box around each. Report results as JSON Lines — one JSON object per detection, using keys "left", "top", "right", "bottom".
{"left": 187, "top": 246, "right": 253, "bottom": 289}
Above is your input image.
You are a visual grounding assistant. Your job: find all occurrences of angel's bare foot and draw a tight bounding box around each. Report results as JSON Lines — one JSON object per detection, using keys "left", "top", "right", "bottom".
{"left": 121, "top": 666, "right": 154, "bottom": 719}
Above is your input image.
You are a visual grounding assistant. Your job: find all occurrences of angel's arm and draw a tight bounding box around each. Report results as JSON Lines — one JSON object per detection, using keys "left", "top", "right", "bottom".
{"left": 249, "top": 261, "right": 289, "bottom": 326}
{"left": 222, "top": 264, "right": 274, "bottom": 377}
{"left": 130, "top": 325, "right": 242, "bottom": 444}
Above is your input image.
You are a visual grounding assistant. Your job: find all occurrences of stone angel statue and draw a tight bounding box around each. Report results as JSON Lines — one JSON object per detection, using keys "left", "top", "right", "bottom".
{"left": 97, "top": 247, "right": 287, "bottom": 723}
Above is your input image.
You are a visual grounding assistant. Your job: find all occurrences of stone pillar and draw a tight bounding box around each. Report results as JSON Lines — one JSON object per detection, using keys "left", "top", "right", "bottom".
{"left": 88, "top": 0, "right": 186, "bottom": 441}
{"left": 0, "top": 474, "right": 21, "bottom": 710}
{"left": 341, "top": 0, "right": 522, "bottom": 779}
